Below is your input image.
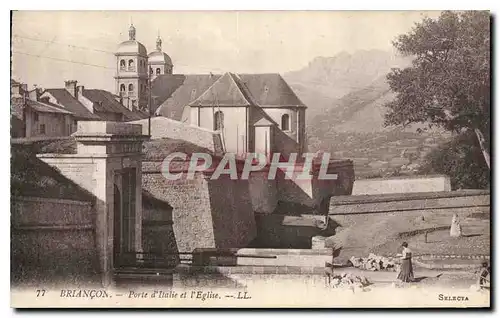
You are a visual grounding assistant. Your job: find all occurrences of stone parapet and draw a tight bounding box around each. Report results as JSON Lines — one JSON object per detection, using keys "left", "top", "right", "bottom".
{"left": 352, "top": 175, "right": 452, "bottom": 195}
{"left": 76, "top": 121, "right": 143, "bottom": 136}
{"left": 329, "top": 190, "right": 490, "bottom": 215}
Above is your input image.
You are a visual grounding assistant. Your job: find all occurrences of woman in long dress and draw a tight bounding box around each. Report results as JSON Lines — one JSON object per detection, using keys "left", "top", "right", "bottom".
{"left": 397, "top": 242, "right": 414, "bottom": 283}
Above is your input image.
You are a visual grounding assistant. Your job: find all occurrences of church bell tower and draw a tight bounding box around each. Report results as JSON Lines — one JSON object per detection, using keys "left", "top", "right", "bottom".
{"left": 115, "top": 24, "right": 149, "bottom": 111}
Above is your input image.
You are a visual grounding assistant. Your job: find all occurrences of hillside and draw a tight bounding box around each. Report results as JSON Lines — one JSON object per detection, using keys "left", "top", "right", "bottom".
{"left": 284, "top": 50, "right": 451, "bottom": 179}
{"left": 308, "top": 76, "right": 392, "bottom": 133}
{"left": 284, "top": 49, "right": 410, "bottom": 119}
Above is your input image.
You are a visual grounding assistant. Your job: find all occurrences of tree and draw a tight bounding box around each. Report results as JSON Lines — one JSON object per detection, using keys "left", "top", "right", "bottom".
{"left": 418, "top": 131, "right": 490, "bottom": 190}
{"left": 384, "top": 11, "right": 490, "bottom": 169}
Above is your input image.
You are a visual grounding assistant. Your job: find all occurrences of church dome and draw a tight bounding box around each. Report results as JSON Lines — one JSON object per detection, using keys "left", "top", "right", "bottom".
{"left": 148, "top": 51, "right": 173, "bottom": 66}
{"left": 116, "top": 40, "right": 147, "bottom": 56}
{"left": 148, "top": 34, "right": 173, "bottom": 66}
{"left": 115, "top": 24, "right": 147, "bottom": 57}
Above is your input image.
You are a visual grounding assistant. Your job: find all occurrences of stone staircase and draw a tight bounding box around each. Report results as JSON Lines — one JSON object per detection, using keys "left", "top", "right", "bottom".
{"left": 113, "top": 267, "right": 175, "bottom": 287}
{"left": 190, "top": 248, "right": 335, "bottom": 268}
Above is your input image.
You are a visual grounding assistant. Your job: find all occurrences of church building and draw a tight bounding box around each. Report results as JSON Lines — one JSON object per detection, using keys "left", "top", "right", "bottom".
{"left": 115, "top": 24, "right": 307, "bottom": 158}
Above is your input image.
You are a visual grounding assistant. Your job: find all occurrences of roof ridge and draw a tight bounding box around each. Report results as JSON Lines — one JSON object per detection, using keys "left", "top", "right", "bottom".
{"left": 85, "top": 89, "right": 138, "bottom": 117}
{"left": 231, "top": 73, "right": 260, "bottom": 106}
{"left": 187, "top": 74, "right": 224, "bottom": 106}
{"left": 188, "top": 72, "right": 251, "bottom": 107}
{"left": 278, "top": 74, "right": 307, "bottom": 107}
{"left": 238, "top": 72, "right": 281, "bottom": 75}
{"left": 35, "top": 99, "right": 71, "bottom": 111}
{"left": 42, "top": 89, "right": 102, "bottom": 120}
{"left": 26, "top": 99, "right": 74, "bottom": 115}
{"left": 227, "top": 72, "right": 253, "bottom": 106}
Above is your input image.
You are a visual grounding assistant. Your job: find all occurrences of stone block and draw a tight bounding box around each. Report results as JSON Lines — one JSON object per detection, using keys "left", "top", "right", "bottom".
{"left": 352, "top": 175, "right": 452, "bottom": 195}
{"left": 311, "top": 236, "right": 326, "bottom": 249}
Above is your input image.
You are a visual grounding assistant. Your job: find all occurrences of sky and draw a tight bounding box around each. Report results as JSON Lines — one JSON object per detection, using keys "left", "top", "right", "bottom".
{"left": 11, "top": 10, "right": 441, "bottom": 92}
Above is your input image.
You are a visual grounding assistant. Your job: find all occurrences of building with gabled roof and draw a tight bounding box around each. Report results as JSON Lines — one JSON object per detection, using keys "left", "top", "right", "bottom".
{"left": 11, "top": 80, "right": 76, "bottom": 138}
{"left": 42, "top": 80, "right": 148, "bottom": 123}
{"left": 42, "top": 87, "right": 100, "bottom": 121}
{"left": 112, "top": 24, "right": 306, "bottom": 158}
{"left": 81, "top": 88, "right": 148, "bottom": 121}
{"left": 151, "top": 71, "right": 307, "bottom": 158}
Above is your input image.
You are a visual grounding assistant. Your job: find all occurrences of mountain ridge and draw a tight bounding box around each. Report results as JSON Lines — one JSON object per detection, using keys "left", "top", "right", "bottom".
{"left": 284, "top": 50, "right": 450, "bottom": 178}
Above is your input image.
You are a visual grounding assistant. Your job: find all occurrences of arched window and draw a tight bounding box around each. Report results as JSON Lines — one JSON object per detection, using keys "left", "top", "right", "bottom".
{"left": 281, "top": 114, "right": 290, "bottom": 131}
{"left": 128, "top": 84, "right": 134, "bottom": 92}
{"left": 214, "top": 111, "right": 224, "bottom": 131}
{"left": 156, "top": 68, "right": 161, "bottom": 75}
{"left": 128, "top": 59, "right": 135, "bottom": 71}
{"left": 120, "top": 84, "right": 126, "bottom": 92}
{"left": 120, "top": 59, "right": 126, "bottom": 70}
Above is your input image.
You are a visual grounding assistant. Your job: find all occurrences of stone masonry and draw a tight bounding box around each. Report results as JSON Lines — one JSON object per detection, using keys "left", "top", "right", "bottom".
{"left": 38, "top": 121, "right": 149, "bottom": 287}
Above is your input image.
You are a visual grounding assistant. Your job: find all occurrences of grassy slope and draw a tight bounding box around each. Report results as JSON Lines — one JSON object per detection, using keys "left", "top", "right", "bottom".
{"left": 11, "top": 143, "right": 94, "bottom": 201}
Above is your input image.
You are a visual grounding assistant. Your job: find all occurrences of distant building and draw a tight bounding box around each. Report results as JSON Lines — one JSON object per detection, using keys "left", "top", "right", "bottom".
{"left": 42, "top": 81, "right": 101, "bottom": 126}
{"left": 150, "top": 72, "right": 307, "bottom": 158}
{"left": 11, "top": 121, "right": 355, "bottom": 287}
{"left": 148, "top": 34, "right": 173, "bottom": 81}
{"left": 11, "top": 25, "right": 357, "bottom": 288}
{"left": 11, "top": 79, "right": 74, "bottom": 138}
{"left": 80, "top": 87, "right": 147, "bottom": 121}
{"left": 41, "top": 80, "right": 148, "bottom": 123}
{"left": 115, "top": 24, "right": 307, "bottom": 157}
{"left": 115, "top": 24, "right": 151, "bottom": 111}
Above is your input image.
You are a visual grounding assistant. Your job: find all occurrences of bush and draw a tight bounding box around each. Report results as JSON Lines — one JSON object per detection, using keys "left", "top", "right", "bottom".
{"left": 418, "top": 131, "right": 490, "bottom": 190}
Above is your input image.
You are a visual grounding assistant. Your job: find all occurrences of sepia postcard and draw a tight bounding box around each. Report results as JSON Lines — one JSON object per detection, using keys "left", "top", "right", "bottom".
{"left": 10, "top": 10, "right": 491, "bottom": 308}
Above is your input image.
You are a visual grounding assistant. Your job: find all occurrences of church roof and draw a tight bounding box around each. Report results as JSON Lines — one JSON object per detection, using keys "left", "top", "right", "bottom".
{"left": 238, "top": 73, "right": 305, "bottom": 108}
{"left": 152, "top": 73, "right": 305, "bottom": 119}
{"left": 44, "top": 89, "right": 101, "bottom": 120}
{"left": 188, "top": 72, "right": 252, "bottom": 107}
{"left": 151, "top": 74, "right": 221, "bottom": 120}
{"left": 148, "top": 51, "right": 173, "bottom": 66}
{"left": 116, "top": 40, "right": 148, "bottom": 57}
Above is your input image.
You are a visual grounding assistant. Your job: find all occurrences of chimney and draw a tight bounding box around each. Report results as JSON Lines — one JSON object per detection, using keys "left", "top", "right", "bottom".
{"left": 64, "top": 80, "right": 78, "bottom": 97}
{"left": 29, "top": 89, "right": 39, "bottom": 101}
{"left": 10, "top": 83, "right": 21, "bottom": 97}
{"left": 77, "top": 85, "right": 85, "bottom": 98}
{"left": 11, "top": 82, "right": 29, "bottom": 102}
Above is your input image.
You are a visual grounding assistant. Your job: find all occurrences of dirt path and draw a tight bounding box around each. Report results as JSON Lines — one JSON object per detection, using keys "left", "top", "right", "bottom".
{"left": 335, "top": 266, "right": 479, "bottom": 289}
